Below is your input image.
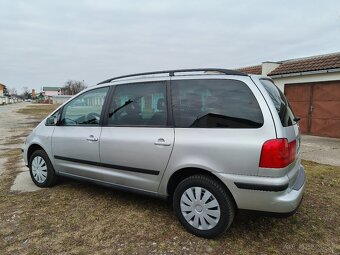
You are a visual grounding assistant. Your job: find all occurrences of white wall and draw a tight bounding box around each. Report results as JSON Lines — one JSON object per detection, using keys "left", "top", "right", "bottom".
{"left": 0, "top": 97, "right": 22, "bottom": 105}
{"left": 52, "top": 95, "right": 72, "bottom": 104}
{"left": 44, "top": 91, "right": 59, "bottom": 96}
{"left": 262, "top": 62, "right": 281, "bottom": 76}
{"left": 272, "top": 71, "right": 340, "bottom": 92}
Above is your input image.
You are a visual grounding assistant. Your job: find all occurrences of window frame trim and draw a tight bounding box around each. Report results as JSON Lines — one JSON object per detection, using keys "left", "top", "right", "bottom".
{"left": 170, "top": 78, "right": 265, "bottom": 129}
{"left": 259, "top": 78, "right": 296, "bottom": 128}
{"left": 57, "top": 86, "right": 111, "bottom": 127}
{"left": 103, "top": 80, "right": 173, "bottom": 128}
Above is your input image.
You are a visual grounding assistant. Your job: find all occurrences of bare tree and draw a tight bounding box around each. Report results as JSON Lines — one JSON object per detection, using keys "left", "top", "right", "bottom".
{"left": 22, "top": 86, "right": 31, "bottom": 99}
{"left": 62, "top": 80, "right": 87, "bottom": 95}
{"left": 8, "top": 88, "right": 18, "bottom": 96}
{"left": 5, "top": 87, "right": 23, "bottom": 99}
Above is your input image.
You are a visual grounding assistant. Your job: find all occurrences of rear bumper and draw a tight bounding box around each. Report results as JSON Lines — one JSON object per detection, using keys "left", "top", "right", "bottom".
{"left": 216, "top": 164, "right": 305, "bottom": 213}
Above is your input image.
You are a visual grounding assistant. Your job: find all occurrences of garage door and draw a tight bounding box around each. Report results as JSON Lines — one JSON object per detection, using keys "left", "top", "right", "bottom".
{"left": 285, "top": 81, "right": 340, "bottom": 138}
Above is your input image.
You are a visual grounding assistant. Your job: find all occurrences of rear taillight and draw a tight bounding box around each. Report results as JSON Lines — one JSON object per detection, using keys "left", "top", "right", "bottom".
{"left": 259, "top": 138, "right": 296, "bottom": 168}
{"left": 288, "top": 140, "right": 296, "bottom": 163}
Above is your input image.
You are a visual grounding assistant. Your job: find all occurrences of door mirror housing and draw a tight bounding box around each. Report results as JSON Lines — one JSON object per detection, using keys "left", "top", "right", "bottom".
{"left": 46, "top": 116, "right": 58, "bottom": 126}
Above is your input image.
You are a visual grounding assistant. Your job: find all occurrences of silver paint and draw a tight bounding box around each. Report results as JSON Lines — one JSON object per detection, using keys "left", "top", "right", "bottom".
{"left": 23, "top": 73, "right": 305, "bottom": 214}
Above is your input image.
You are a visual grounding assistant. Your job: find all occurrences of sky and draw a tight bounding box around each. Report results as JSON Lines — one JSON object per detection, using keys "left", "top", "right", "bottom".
{"left": 0, "top": 0, "right": 340, "bottom": 93}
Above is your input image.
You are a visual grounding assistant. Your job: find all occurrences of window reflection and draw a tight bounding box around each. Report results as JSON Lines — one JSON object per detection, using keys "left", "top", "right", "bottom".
{"left": 171, "top": 79, "right": 264, "bottom": 128}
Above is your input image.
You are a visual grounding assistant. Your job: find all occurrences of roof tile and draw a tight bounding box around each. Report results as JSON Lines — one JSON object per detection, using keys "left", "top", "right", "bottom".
{"left": 236, "top": 65, "right": 262, "bottom": 75}
{"left": 236, "top": 52, "right": 340, "bottom": 76}
{"left": 269, "top": 52, "right": 340, "bottom": 76}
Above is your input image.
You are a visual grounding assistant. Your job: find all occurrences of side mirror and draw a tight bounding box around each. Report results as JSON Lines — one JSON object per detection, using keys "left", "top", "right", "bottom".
{"left": 46, "top": 116, "right": 58, "bottom": 126}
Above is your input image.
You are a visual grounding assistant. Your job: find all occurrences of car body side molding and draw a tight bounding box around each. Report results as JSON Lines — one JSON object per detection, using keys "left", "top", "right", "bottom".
{"left": 54, "top": 155, "right": 160, "bottom": 175}
{"left": 234, "top": 182, "right": 289, "bottom": 192}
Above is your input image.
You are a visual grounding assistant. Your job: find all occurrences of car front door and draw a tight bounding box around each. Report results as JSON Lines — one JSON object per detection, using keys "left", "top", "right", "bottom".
{"left": 99, "top": 80, "right": 174, "bottom": 192}
{"left": 52, "top": 86, "right": 109, "bottom": 178}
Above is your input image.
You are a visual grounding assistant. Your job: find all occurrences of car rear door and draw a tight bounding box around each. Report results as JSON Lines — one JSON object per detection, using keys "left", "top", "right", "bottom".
{"left": 99, "top": 80, "right": 174, "bottom": 192}
{"left": 52, "top": 87, "right": 109, "bottom": 177}
{"left": 161, "top": 77, "right": 275, "bottom": 179}
{"left": 259, "top": 78, "right": 300, "bottom": 154}
{"left": 258, "top": 78, "right": 302, "bottom": 188}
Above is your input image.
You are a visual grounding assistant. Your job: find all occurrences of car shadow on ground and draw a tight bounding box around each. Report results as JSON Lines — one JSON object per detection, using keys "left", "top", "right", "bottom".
{"left": 54, "top": 176, "right": 297, "bottom": 238}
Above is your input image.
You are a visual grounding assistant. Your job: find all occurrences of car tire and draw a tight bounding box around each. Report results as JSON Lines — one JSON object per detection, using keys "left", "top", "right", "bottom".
{"left": 173, "top": 174, "right": 235, "bottom": 238}
{"left": 29, "top": 149, "right": 58, "bottom": 187}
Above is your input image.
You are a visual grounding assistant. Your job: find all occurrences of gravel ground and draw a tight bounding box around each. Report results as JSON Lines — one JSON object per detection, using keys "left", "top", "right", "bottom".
{"left": 0, "top": 102, "right": 32, "bottom": 176}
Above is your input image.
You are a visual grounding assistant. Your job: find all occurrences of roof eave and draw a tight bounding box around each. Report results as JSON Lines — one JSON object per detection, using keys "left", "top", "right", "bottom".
{"left": 269, "top": 68, "right": 340, "bottom": 78}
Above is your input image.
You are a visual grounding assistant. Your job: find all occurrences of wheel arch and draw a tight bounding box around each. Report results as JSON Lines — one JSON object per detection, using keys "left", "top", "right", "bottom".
{"left": 27, "top": 143, "right": 58, "bottom": 187}
{"left": 27, "top": 143, "right": 46, "bottom": 162}
{"left": 166, "top": 167, "right": 237, "bottom": 208}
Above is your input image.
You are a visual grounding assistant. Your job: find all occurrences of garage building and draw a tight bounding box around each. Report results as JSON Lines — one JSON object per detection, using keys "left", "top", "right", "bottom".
{"left": 237, "top": 52, "right": 340, "bottom": 138}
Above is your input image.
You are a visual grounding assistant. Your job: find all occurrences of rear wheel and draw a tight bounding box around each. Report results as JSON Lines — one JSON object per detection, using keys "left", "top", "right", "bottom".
{"left": 29, "top": 150, "right": 58, "bottom": 187}
{"left": 173, "top": 175, "right": 235, "bottom": 238}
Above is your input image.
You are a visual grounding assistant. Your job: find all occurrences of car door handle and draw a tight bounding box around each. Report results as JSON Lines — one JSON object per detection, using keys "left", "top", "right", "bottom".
{"left": 154, "top": 138, "right": 171, "bottom": 146}
{"left": 86, "top": 135, "right": 98, "bottom": 142}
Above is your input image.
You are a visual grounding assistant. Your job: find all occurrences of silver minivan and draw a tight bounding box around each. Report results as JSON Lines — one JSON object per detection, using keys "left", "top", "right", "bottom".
{"left": 23, "top": 69, "right": 305, "bottom": 238}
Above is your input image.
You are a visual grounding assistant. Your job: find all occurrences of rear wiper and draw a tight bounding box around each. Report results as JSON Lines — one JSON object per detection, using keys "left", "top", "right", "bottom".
{"left": 109, "top": 99, "right": 133, "bottom": 118}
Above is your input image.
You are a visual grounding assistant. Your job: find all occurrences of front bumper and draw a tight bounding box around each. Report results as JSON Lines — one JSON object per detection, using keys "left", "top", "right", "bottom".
{"left": 216, "top": 164, "right": 305, "bottom": 213}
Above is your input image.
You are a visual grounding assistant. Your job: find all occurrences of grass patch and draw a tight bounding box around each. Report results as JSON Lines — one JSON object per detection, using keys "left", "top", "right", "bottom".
{"left": 2, "top": 139, "right": 24, "bottom": 146}
{"left": 0, "top": 104, "right": 339, "bottom": 254}
{"left": 0, "top": 159, "right": 338, "bottom": 254}
{"left": 16, "top": 104, "right": 59, "bottom": 120}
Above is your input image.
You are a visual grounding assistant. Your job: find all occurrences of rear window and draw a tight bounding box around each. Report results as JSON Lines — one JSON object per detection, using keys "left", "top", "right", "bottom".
{"left": 260, "top": 79, "right": 296, "bottom": 127}
{"left": 171, "top": 79, "right": 264, "bottom": 128}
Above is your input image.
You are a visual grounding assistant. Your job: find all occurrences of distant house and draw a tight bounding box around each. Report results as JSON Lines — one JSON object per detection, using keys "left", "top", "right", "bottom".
{"left": 0, "top": 83, "right": 6, "bottom": 97}
{"left": 236, "top": 52, "right": 340, "bottom": 138}
{"left": 42, "top": 86, "right": 62, "bottom": 97}
{"left": 0, "top": 83, "right": 21, "bottom": 104}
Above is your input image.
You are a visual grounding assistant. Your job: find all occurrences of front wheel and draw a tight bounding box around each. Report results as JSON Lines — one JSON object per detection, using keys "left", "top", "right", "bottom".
{"left": 173, "top": 175, "right": 235, "bottom": 238}
{"left": 29, "top": 150, "right": 58, "bottom": 187}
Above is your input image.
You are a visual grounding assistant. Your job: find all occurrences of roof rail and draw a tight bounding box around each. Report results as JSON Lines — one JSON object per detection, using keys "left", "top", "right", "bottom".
{"left": 97, "top": 68, "right": 247, "bottom": 85}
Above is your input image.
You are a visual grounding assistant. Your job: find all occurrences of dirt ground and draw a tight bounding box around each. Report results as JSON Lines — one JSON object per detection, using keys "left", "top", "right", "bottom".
{"left": 0, "top": 103, "right": 339, "bottom": 255}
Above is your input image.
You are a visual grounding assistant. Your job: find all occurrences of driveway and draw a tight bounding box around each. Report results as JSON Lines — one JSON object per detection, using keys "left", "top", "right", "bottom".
{"left": 0, "top": 102, "right": 40, "bottom": 191}
{"left": 0, "top": 102, "right": 30, "bottom": 174}
{"left": 301, "top": 135, "right": 340, "bottom": 166}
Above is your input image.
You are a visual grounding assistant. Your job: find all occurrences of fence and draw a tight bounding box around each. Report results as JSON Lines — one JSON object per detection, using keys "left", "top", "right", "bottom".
{"left": 0, "top": 97, "right": 21, "bottom": 105}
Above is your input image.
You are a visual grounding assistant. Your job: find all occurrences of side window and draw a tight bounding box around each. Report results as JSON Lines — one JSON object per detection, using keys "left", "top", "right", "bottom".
{"left": 260, "top": 79, "right": 295, "bottom": 127}
{"left": 60, "top": 87, "right": 109, "bottom": 126}
{"left": 109, "top": 82, "right": 167, "bottom": 126}
{"left": 171, "top": 79, "right": 264, "bottom": 128}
